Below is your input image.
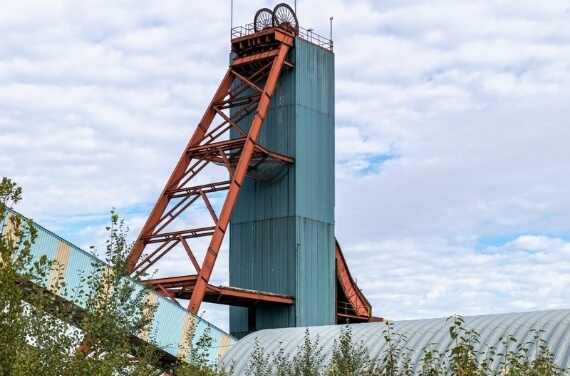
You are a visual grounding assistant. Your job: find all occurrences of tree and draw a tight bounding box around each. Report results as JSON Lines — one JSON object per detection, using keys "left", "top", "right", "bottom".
{"left": 0, "top": 176, "right": 73, "bottom": 376}
{"left": 62, "top": 208, "right": 164, "bottom": 375}
{"left": 5, "top": 176, "right": 566, "bottom": 376}
{"left": 0, "top": 177, "right": 166, "bottom": 375}
{"left": 329, "top": 324, "right": 370, "bottom": 376}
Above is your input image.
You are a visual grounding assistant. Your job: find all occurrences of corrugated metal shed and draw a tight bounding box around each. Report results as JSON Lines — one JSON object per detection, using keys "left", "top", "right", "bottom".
{"left": 1, "top": 209, "right": 236, "bottom": 364}
{"left": 221, "top": 309, "right": 570, "bottom": 374}
{"left": 229, "top": 37, "right": 336, "bottom": 335}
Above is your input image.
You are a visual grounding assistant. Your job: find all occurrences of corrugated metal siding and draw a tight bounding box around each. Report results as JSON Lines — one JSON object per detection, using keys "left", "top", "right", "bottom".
{"left": 229, "top": 37, "right": 336, "bottom": 333}
{"left": 230, "top": 217, "right": 296, "bottom": 294}
{"left": 26, "top": 226, "right": 59, "bottom": 286}
{"left": 229, "top": 61, "right": 296, "bottom": 159}
{"left": 59, "top": 237, "right": 99, "bottom": 302}
{"left": 261, "top": 59, "right": 296, "bottom": 157}
{"left": 221, "top": 310, "right": 570, "bottom": 374}
{"left": 295, "top": 107, "right": 335, "bottom": 221}
{"left": 296, "top": 218, "right": 335, "bottom": 327}
{"left": 229, "top": 306, "right": 248, "bottom": 335}
{"left": 231, "top": 171, "right": 296, "bottom": 223}
{"left": 256, "top": 302, "right": 296, "bottom": 330}
{"left": 150, "top": 295, "right": 187, "bottom": 355}
{"left": 2, "top": 209, "right": 236, "bottom": 363}
{"left": 294, "top": 38, "right": 335, "bottom": 223}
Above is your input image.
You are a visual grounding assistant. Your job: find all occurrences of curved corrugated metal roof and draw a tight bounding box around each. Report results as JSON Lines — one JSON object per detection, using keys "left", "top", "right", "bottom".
{"left": 221, "top": 310, "right": 570, "bottom": 374}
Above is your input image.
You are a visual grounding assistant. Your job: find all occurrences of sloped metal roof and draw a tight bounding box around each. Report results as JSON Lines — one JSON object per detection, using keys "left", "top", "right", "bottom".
{"left": 2, "top": 209, "right": 236, "bottom": 365}
{"left": 221, "top": 309, "right": 570, "bottom": 374}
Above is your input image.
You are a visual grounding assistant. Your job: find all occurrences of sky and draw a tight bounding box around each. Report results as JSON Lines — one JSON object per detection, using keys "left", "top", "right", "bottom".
{"left": 2, "top": 0, "right": 570, "bottom": 332}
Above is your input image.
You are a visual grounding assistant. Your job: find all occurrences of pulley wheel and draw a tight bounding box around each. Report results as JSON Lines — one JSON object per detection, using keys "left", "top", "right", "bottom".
{"left": 254, "top": 8, "right": 274, "bottom": 32}
{"left": 272, "top": 3, "right": 299, "bottom": 35}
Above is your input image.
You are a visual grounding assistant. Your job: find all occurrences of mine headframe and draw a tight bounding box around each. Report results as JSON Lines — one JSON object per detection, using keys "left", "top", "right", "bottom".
{"left": 126, "top": 4, "right": 299, "bottom": 314}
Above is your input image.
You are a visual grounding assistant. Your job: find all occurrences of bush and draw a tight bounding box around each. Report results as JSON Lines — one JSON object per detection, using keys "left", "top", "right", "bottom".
{"left": 242, "top": 317, "right": 567, "bottom": 376}
{"left": 2, "top": 177, "right": 566, "bottom": 376}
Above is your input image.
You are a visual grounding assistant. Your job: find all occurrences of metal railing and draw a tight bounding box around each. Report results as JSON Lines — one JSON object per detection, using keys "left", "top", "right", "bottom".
{"left": 231, "top": 23, "right": 333, "bottom": 52}
{"left": 231, "top": 23, "right": 256, "bottom": 38}
{"left": 298, "top": 26, "right": 333, "bottom": 51}
{"left": 337, "top": 300, "right": 372, "bottom": 318}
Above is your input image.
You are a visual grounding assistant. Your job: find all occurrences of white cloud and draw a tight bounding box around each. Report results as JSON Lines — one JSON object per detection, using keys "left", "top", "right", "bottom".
{"left": 344, "top": 234, "right": 570, "bottom": 320}
{"left": 2, "top": 0, "right": 570, "bottom": 332}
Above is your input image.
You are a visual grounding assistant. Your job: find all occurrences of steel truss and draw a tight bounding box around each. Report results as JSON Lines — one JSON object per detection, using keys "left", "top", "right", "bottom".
{"left": 127, "top": 28, "right": 296, "bottom": 314}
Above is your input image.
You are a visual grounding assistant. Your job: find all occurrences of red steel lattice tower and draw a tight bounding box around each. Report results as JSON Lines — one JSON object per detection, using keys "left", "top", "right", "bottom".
{"left": 127, "top": 4, "right": 377, "bottom": 327}
{"left": 127, "top": 23, "right": 297, "bottom": 314}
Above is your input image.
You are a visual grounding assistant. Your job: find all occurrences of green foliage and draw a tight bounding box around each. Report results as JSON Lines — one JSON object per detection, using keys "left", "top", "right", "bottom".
{"left": 1, "top": 177, "right": 568, "bottom": 376}
{"left": 241, "top": 319, "right": 567, "bottom": 376}
{"left": 493, "top": 329, "right": 565, "bottom": 376}
{"left": 0, "top": 177, "right": 70, "bottom": 376}
{"left": 290, "top": 328, "right": 326, "bottom": 376}
{"left": 245, "top": 328, "right": 326, "bottom": 376}
{"left": 418, "top": 343, "right": 444, "bottom": 376}
{"left": 243, "top": 340, "right": 294, "bottom": 376}
{"left": 0, "top": 178, "right": 164, "bottom": 375}
{"left": 63, "top": 209, "right": 164, "bottom": 375}
{"left": 0, "top": 177, "right": 231, "bottom": 375}
{"left": 329, "top": 323, "right": 370, "bottom": 376}
{"left": 173, "top": 325, "right": 231, "bottom": 376}
{"left": 446, "top": 314, "right": 485, "bottom": 376}
{"left": 245, "top": 338, "right": 274, "bottom": 376}
{"left": 370, "top": 321, "right": 413, "bottom": 376}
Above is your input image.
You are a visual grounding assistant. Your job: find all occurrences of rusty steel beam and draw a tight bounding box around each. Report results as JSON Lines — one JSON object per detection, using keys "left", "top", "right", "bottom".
{"left": 127, "top": 71, "right": 236, "bottom": 271}
{"left": 167, "top": 181, "right": 231, "bottom": 198}
{"left": 176, "top": 235, "right": 200, "bottom": 273}
{"left": 231, "top": 49, "right": 280, "bottom": 67}
{"left": 335, "top": 238, "right": 373, "bottom": 320}
{"left": 188, "top": 37, "right": 293, "bottom": 313}
{"left": 127, "top": 28, "right": 297, "bottom": 314}
{"left": 128, "top": 25, "right": 377, "bottom": 325}
{"left": 144, "top": 275, "right": 198, "bottom": 288}
{"left": 143, "top": 276, "right": 294, "bottom": 307}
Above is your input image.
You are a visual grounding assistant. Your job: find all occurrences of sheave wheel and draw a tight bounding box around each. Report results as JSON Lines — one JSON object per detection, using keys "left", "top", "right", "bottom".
{"left": 254, "top": 8, "right": 274, "bottom": 32}
{"left": 272, "top": 3, "right": 299, "bottom": 35}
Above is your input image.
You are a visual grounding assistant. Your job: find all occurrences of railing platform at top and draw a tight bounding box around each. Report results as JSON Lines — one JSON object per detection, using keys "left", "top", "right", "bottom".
{"left": 231, "top": 23, "right": 334, "bottom": 52}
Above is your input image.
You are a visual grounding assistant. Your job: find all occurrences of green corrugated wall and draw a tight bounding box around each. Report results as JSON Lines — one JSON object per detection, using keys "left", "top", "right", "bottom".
{"left": 229, "top": 37, "right": 335, "bottom": 337}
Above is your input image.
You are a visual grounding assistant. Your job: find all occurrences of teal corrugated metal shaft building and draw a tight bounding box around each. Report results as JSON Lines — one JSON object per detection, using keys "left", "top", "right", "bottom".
{"left": 229, "top": 37, "right": 336, "bottom": 336}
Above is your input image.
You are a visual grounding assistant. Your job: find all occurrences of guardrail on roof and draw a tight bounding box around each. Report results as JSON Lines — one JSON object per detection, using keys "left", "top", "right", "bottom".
{"left": 232, "top": 23, "right": 333, "bottom": 51}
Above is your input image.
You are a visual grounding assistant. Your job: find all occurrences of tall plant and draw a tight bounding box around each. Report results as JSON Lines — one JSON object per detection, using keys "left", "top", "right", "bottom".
{"left": 0, "top": 177, "right": 164, "bottom": 375}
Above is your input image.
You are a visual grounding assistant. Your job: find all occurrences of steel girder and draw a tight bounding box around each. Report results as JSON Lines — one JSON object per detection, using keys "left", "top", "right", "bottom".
{"left": 127, "top": 29, "right": 295, "bottom": 314}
